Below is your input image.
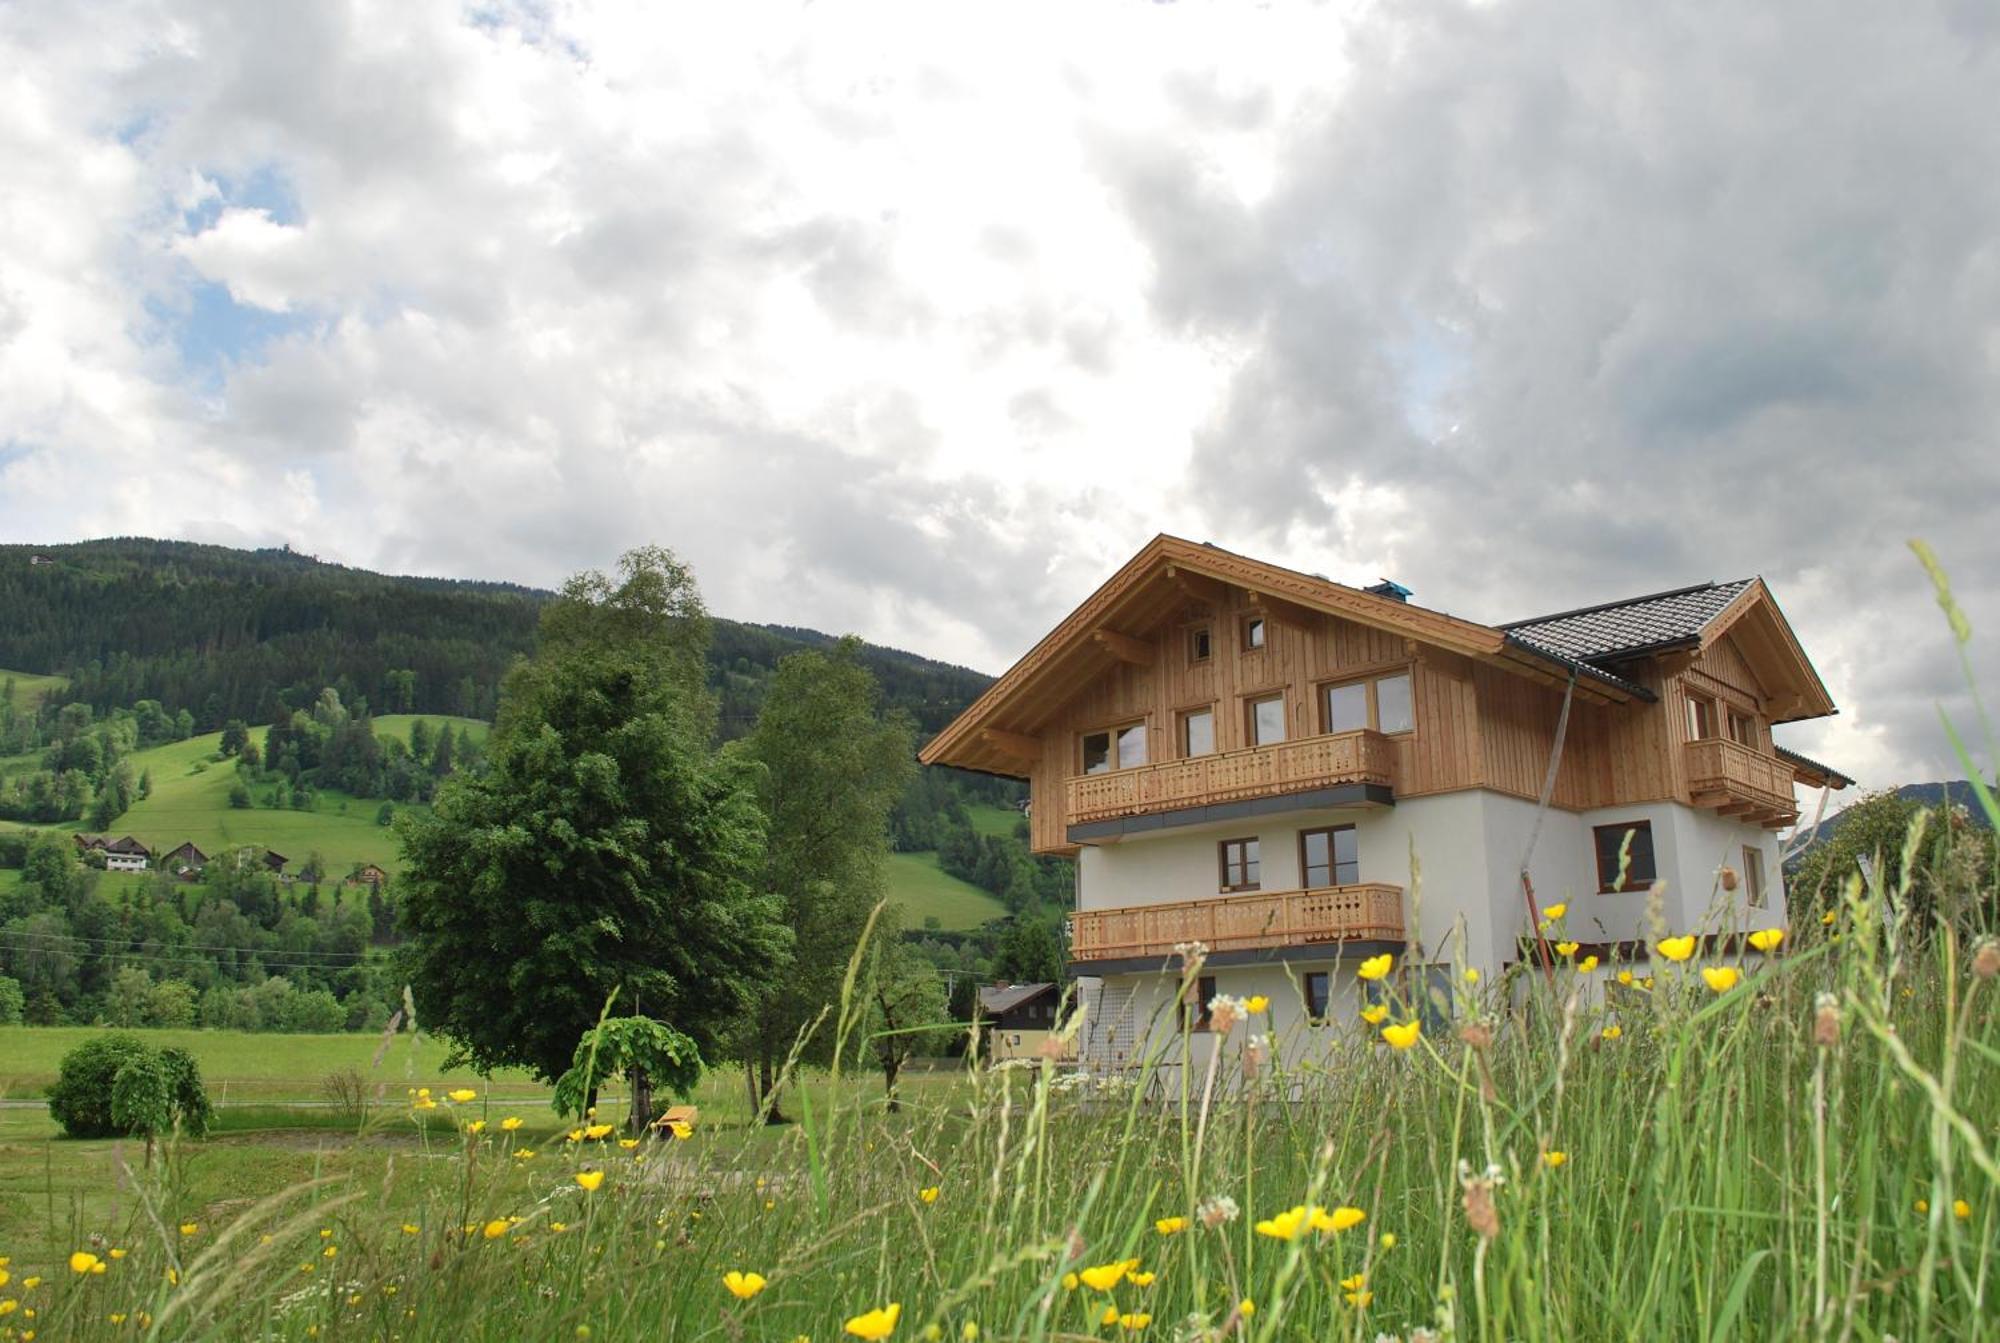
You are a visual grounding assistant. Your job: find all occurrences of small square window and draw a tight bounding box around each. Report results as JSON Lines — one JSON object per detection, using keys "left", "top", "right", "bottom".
{"left": 1593, "top": 821, "right": 1658, "bottom": 893}
{"left": 1742, "top": 845, "right": 1766, "bottom": 908}
{"left": 1242, "top": 616, "right": 1266, "bottom": 651}
{"left": 1180, "top": 707, "right": 1215, "bottom": 758}
{"left": 1189, "top": 626, "right": 1212, "bottom": 664}
{"left": 1219, "top": 838, "right": 1260, "bottom": 892}
{"left": 1302, "top": 970, "right": 1331, "bottom": 1024}
{"left": 1248, "top": 695, "right": 1286, "bottom": 746}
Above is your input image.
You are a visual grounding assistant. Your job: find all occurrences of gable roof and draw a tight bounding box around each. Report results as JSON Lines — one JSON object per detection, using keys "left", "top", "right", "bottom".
{"left": 978, "top": 983, "right": 1059, "bottom": 1016}
{"left": 1504, "top": 576, "right": 1835, "bottom": 723}
{"left": 1503, "top": 580, "right": 1756, "bottom": 663}
{"left": 920, "top": 535, "right": 1653, "bottom": 776}
{"left": 1776, "top": 744, "right": 1854, "bottom": 790}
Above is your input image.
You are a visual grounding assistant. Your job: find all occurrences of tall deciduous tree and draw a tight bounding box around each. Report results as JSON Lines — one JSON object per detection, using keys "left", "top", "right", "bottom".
{"left": 732, "top": 639, "right": 914, "bottom": 1121}
{"left": 396, "top": 547, "right": 789, "bottom": 1116}
{"left": 864, "top": 937, "right": 955, "bottom": 1111}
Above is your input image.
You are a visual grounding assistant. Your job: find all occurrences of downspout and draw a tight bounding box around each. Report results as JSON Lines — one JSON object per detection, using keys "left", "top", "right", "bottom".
{"left": 1517, "top": 666, "right": 1578, "bottom": 986}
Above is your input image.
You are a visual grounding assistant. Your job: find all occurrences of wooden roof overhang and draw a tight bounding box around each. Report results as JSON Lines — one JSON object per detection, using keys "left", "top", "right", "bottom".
{"left": 919, "top": 535, "right": 1652, "bottom": 777}
{"left": 1693, "top": 580, "right": 1837, "bottom": 724}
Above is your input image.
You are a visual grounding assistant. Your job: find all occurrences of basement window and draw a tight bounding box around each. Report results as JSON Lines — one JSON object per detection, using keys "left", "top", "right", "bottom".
{"left": 1592, "top": 821, "right": 1658, "bottom": 893}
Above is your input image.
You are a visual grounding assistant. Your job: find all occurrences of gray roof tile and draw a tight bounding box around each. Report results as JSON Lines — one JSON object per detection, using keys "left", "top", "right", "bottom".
{"left": 1502, "top": 579, "right": 1754, "bottom": 665}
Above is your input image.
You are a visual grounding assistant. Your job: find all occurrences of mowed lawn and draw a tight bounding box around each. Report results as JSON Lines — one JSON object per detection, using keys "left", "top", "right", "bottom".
{"left": 963, "top": 801, "right": 1024, "bottom": 838}
{"left": 884, "top": 851, "right": 1006, "bottom": 930}
{"left": 15, "top": 715, "right": 490, "bottom": 876}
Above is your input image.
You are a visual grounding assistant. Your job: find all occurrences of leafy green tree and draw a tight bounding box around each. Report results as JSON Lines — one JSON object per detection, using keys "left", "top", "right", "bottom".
{"left": 148, "top": 978, "right": 198, "bottom": 1028}
{"left": 397, "top": 545, "right": 790, "bottom": 1090}
{"left": 138, "top": 767, "right": 152, "bottom": 800}
{"left": 551, "top": 1011, "right": 703, "bottom": 1130}
{"left": 996, "top": 913, "right": 1067, "bottom": 986}
{"left": 228, "top": 779, "right": 252, "bottom": 809}
{"left": 430, "top": 725, "right": 454, "bottom": 777}
{"left": 47, "top": 1033, "right": 211, "bottom": 1144}
{"left": 408, "top": 718, "right": 433, "bottom": 765}
{"left": 864, "top": 937, "right": 956, "bottom": 1111}
{"left": 376, "top": 801, "right": 395, "bottom": 826}
{"left": 108, "top": 965, "right": 154, "bottom": 1025}
{"left": 0, "top": 974, "right": 24, "bottom": 1024}
{"left": 1789, "top": 788, "right": 1997, "bottom": 931}
{"left": 732, "top": 640, "right": 914, "bottom": 1120}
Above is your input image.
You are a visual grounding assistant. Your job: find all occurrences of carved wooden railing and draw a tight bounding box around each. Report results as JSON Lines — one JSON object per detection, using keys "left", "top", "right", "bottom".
{"left": 1685, "top": 737, "right": 1799, "bottom": 824}
{"left": 1065, "top": 730, "right": 1394, "bottom": 825}
{"left": 1070, "top": 883, "right": 1404, "bottom": 962}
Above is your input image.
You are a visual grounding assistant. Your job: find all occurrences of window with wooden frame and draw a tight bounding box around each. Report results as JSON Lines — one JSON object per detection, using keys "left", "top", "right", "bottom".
{"left": 1241, "top": 615, "right": 1266, "bottom": 651}
{"left": 1301, "top": 969, "right": 1332, "bottom": 1024}
{"left": 1188, "top": 625, "right": 1213, "bottom": 665}
{"left": 1218, "top": 837, "right": 1260, "bottom": 892}
{"left": 1686, "top": 693, "right": 1718, "bottom": 741}
{"left": 1184, "top": 974, "right": 1219, "bottom": 1031}
{"left": 1179, "top": 706, "right": 1216, "bottom": 758}
{"left": 1727, "top": 709, "right": 1757, "bottom": 747}
{"left": 1322, "top": 670, "right": 1415, "bottom": 735}
{"left": 1247, "top": 694, "right": 1286, "bottom": 746}
{"left": 1300, "top": 825, "right": 1359, "bottom": 888}
{"left": 1742, "top": 845, "right": 1766, "bottom": 908}
{"left": 1592, "top": 821, "right": 1658, "bottom": 893}
{"left": 1080, "top": 722, "right": 1147, "bottom": 775}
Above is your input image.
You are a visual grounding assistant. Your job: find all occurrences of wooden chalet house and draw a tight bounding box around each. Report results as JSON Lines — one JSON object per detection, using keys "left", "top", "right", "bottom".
{"left": 920, "top": 536, "right": 1850, "bottom": 1070}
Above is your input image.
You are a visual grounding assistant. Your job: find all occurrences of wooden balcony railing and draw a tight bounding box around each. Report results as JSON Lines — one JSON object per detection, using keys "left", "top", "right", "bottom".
{"left": 1685, "top": 737, "right": 1799, "bottom": 827}
{"left": 1070, "top": 883, "right": 1404, "bottom": 962}
{"left": 1065, "top": 730, "right": 1394, "bottom": 826}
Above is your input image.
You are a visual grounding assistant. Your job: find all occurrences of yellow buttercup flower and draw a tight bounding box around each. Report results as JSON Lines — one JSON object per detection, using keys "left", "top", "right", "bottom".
{"left": 565, "top": 1128, "right": 585, "bottom": 1143}
{"left": 919, "top": 1186, "right": 940, "bottom": 1204}
{"left": 413, "top": 1097, "right": 438, "bottom": 1110}
{"left": 466, "top": 1120, "right": 486, "bottom": 1135}
{"left": 514, "top": 1148, "right": 536, "bottom": 1160}
{"left": 1357, "top": 953, "right": 1394, "bottom": 981}
{"left": 1820, "top": 910, "right": 1837, "bottom": 926}
{"left": 1656, "top": 935, "right": 1697, "bottom": 962}
{"left": 1360, "top": 1004, "right": 1388, "bottom": 1025}
{"left": 179, "top": 1223, "right": 198, "bottom": 1237}
{"left": 1062, "top": 1273, "right": 1080, "bottom": 1291}
{"left": 1543, "top": 1151, "right": 1567, "bottom": 1168}
{"left": 619, "top": 1137, "right": 640, "bottom": 1150}
{"left": 1954, "top": 1199, "right": 1972, "bottom": 1221}
{"left": 107, "top": 1249, "right": 125, "bottom": 1260}
{"left": 501, "top": 1116, "right": 523, "bottom": 1131}
{"left": 584, "top": 1123, "right": 615, "bottom": 1140}
{"left": 1344, "top": 1290, "right": 1373, "bottom": 1308}
{"left": 669, "top": 1121, "right": 694, "bottom": 1140}
{"left": 1701, "top": 966, "right": 1742, "bottom": 994}
{"left": 1464, "top": 967, "right": 1480, "bottom": 984}
{"left": 1238, "top": 1299, "right": 1255, "bottom": 1317}
{"left": 1128, "top": 1271, "right": 1156, "bottom": 1287}
{"left": 448, "top": 1089, "right": 477, "bottom": 1103}
{"left": 1078, "top": 1261, "right": 1130, "bottom": 1291}
{"left": 576, "top": 1170, "right": 606, "bottom": 1192}
{"left": 1379, "top": 1232, "right": 1397, "bottom": 1248}
{"left": 1313, "top": 1206, "right": 1367, "bottom": 1233}
{"left": 1381, "top": 1020, "right": 1421, "bottom": 1050}
{"left": 68, "top": 1252, "right": 100, "bottom": 1275}
{"left": 1577, "top": 955, "right": 1599, "bottom": 973}
{"left": 1099, "top": 1306, "right": 1120, "bottom": 1327}
{"left": 1254, "top": 1205, "right": 1309, "bottom": 1240}
{"left": 1117, "top": 1313, "right": 1152, "bottom": 1331}
{"left": 1244, "top": 995, "right": 1269, "bottom": 1013}
{"left": 724, "top": 1271, "right": 768, "bottom": 1300}
{"left": 1554, "top": 941, "right": 1579, "bottom": 958}
{"left": 401, "top": 1223, "right": 420, "bottom": 1235}
{"left": 1601, "top": 1025, "right": 1622, "bottom": 1041}
{"left": 1915, "top": 1199, "right": 1929, "bottom": 1214}
{"left": 1154, "top": 1216, "right": 1186, "bottom": 1235}
{"left": 1340, "top": 1272, "right": 1367, "bottom": 1291}
{"left": 482, "top": 1220, "right": 510, "bottom": 1240}
{"left": 844, "top": 1303, "right": 902, "bottom": 1340}
{"left": 1542, "top": 903, "right": 1567, "bottom": 920}
{"left": 1617, "top": 970, "right": 1634, "bottom": 986}
{"left": 1748, "top": 928, "right": 1785, "bottom": 953}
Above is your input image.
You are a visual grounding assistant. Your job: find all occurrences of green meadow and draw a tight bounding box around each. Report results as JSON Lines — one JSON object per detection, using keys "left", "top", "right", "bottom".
{"left": 886, "top": 852, "right": 1008, "bottom": 931}
{"left": 0, "top": 669, "right": 66, "bottom": 717}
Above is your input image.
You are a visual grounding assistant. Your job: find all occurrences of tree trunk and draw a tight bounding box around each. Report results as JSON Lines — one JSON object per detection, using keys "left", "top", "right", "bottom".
{"left": 759, "top": 1055, "right": 788, "bottom": 1125}
{"left": 744, "top": 1060, "right": 761, "bottom": 1116}
{"left": 629, "top": 1066, "right": 654, "bottom": 1134}
{"left": 883, "top": 1055, "right": 902, "bottom": 1114}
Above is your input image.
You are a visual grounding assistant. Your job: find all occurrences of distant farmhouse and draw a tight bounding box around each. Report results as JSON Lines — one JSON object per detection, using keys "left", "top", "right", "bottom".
{"left": 74, "top": 834, "right": 152, "bottom": 872}
{"left": 977, "top": 982, "right": 1069, "bottom": 1062}
{"left": 164, "top": 840, "right": 209, "bottom": 872}
{"left": 346, "top": 863, "right": 390, "bottom": 887}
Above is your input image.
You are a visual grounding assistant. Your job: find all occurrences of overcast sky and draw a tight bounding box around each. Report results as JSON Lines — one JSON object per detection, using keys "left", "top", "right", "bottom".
{"left": 3, "top": 0, "right": 1998, "bottom": 795}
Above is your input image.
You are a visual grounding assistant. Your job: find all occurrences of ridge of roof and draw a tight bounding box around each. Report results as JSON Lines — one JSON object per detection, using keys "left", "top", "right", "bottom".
{"left": 1502, "top": 578, "right": 1756, "bottom": 666}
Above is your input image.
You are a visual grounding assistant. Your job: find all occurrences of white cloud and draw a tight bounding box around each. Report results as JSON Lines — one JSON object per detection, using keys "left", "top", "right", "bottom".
{"left": 0, "top": 0, "right": 1995, "bottom": 796}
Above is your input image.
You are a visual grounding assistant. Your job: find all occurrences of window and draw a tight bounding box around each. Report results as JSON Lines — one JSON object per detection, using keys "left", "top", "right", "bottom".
{"left": 1081, "top": 723, "right": 1147, "bottom": 775}
{"left": 1189, "top": 626, "right": 1212, "bottom": 664}
{"left": 1593, "top": 821, "right": 1658, "bottom": 893}
{"left": 1728, "top": 710, "right": 1757, "bottom": 747}
{"left": 1686, "top": 694, "right": 1718, "bottom": 741}
{"left": 1300, "top": 826, "right": 1359, "bottom": 888}
{"left": 1185, "top": 974, "right": 1219, "bottom": 1031}
{"left": 1742, "top": 845, "right": 1766, "bottom": 908}
{"left": 1242, "top": 616, "right": 1266, "bottom": 651}
{"left": 1302, "top": 970, "right": 1331, "bottom": 1024}
{"left": 1322, "top": 670, "right": 1415, "bottom": 735}
{"left": 1180, "top": 707, "right": 1215, "bottom": 758}
{"left": 1219, "top": 837, "right": 1260, "bottom": 892}
{"left": 1248, "top": 695, "right": 1286, "bottom": 746}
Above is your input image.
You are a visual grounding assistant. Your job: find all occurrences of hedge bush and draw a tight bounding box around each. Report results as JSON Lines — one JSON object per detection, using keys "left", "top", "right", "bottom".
{"left": 46, "top": 1032, "right": 212, "bottom": 1140}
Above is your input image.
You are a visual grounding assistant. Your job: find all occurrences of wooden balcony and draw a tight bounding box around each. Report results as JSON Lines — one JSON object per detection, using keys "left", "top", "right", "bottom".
{"left": 1685, "top": 737, "right": 1799, "bottom": 828}
{"left": 1070, "top": 883, "right": 1404, "bottom": 963}
{"left": 1065, "top": 730, "right": 1395, "bottom": 826}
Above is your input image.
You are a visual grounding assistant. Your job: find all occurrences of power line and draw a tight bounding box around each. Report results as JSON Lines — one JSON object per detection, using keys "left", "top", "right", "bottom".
{"left": 0, "top": 925, "right": 376, "bottom": 963}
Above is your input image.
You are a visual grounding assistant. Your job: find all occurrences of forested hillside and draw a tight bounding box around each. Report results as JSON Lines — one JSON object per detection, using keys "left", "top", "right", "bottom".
{"left": 0, "top": 539, "right": 996, "bottom": 739}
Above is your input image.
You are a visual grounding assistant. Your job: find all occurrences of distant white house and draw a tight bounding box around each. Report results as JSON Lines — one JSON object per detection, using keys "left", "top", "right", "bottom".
{"left": 105, "top": 853, "right": 148, "bottom": 873}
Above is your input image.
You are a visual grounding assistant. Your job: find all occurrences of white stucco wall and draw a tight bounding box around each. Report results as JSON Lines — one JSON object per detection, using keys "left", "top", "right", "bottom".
{"left": 1074, "top": 790, "right": 1793, "bottom": 988}
{"left": 1080, "top": 960, "right": 1385, "bottom": 1074}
